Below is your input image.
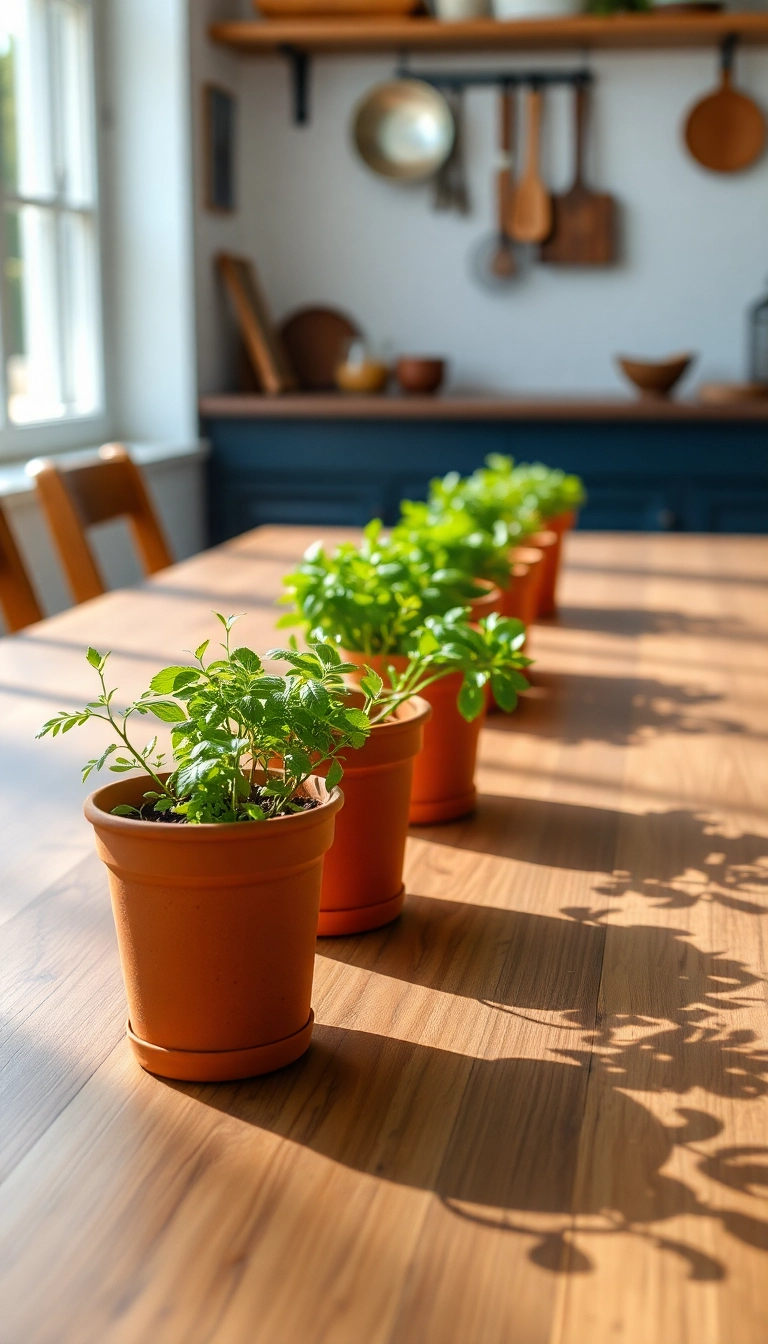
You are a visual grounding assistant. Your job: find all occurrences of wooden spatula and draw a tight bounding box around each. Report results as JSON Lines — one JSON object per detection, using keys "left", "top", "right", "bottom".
{"left": 510, "top": 87, "right": 552, "bottom": 246}
{"left": 540, "top": 82, "right": 616, "bottom": 266}
{"left": 684, "top": 39, "right": 765, "bottom": 174}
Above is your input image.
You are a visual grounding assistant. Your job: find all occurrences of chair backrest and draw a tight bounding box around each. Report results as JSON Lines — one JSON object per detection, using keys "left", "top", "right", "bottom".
{"left": 28, "top": 444, "right": 173, "bottom": 604}
{"left": 0, "top": 501, "right": 43, "bottom": 633}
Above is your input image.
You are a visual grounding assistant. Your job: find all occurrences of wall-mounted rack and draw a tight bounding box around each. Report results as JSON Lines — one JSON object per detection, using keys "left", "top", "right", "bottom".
{"left": 396, "top": 65, "right": 593, "bottom": 91}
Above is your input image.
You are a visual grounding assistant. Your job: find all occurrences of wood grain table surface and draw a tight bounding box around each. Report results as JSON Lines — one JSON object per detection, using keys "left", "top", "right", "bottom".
{"left": 1, "top": 527, "right": 767, "bottom": 1344}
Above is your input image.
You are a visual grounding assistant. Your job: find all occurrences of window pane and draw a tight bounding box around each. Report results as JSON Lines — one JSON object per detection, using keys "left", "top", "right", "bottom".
{"left": 4, "top": 203, "right": 63, "bottom": 424}
{"left": 60, "top": 209, "right": 99, "bottom": 414}
{"left": 52, "top": 0, "right": 94, "bottom": 206}
{"left": 0, "top": 0, "right": 54, "bottom": 199}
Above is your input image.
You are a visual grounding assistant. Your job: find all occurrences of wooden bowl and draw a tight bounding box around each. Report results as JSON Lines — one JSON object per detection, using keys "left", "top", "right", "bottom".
{"left": 335, "top": 360, "right": 389, "bottom": 394}
{"left": 396, "top": 357, "right": 446, "bottom": 395}
{"left": 617, "top": 352, "right": 694, "bottom": 399}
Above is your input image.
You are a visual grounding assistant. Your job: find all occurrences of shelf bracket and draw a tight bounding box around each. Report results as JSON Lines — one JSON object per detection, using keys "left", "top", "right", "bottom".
{"left": 280, "top": 45, "right": 310, "bottom": 125}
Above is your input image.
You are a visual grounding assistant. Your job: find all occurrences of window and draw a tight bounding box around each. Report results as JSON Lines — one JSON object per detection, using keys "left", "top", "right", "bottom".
{"left": 0, "top": 0, "right": 102, "bottom": 440}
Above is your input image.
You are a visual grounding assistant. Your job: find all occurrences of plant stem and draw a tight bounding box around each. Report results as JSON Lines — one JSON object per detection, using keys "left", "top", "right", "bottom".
{"left": 98, "top": 670, "right": 173, "bottom": 798}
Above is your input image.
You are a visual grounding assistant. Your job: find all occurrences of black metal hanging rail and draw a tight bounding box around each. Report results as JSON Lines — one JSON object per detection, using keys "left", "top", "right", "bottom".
{"left": 394, "top": 67, "right": 593, "bottom": 90}
{"left": 281, "top": 46, "right": 593, "bottom": 125}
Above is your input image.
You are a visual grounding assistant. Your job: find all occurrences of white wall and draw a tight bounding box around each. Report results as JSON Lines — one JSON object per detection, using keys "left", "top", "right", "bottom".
{"left": 192, "top": 36, "right": 768, "bottom": 396}
{"left": 189, "top": 0, "right": 252, "bottom": 394}
{"left": 100, "top": 0, "right": 199, "bottom": 441}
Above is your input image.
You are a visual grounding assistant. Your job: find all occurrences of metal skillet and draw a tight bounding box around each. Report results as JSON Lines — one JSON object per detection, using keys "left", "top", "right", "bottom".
{"left": 352, "top": 79, "right": 455, "bottom": 182}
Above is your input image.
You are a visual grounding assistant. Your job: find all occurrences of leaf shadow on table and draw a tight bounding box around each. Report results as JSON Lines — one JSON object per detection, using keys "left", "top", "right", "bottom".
{"left": 564, "top": 561, "right": 768, "bottom": 591}
{"left": 413, "top": 794, "right": 768, "bottom": 916}
{"left": 187, "top": 899, "right": 768, "bottom": 1280}
{"left": 486, "top": 672, "right": 753, "bottom": 746}
{"left": 551, "top": 606, "right": 760, "bottom": 642}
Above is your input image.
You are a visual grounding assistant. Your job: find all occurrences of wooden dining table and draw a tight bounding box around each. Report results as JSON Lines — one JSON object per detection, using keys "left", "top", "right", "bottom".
{"left": 1, "top": 526, "right": 767, "bottom": 1344}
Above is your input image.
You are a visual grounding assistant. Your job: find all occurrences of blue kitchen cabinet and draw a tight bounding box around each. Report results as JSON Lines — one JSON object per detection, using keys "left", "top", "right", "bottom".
{"left": 201, "top": 409, "right": 768, "bottom": 540}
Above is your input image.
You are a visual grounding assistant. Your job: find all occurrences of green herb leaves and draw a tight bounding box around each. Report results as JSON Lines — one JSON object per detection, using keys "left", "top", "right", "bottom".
{"left": 427, "top": 455, "right": 585, "bottom": 533}
{"left": 350, "top": 609, "right": 531, "bottom": 727}
{"left": 37, "top": 617, "right": 372, "bottom": 824}
{"left": 279, "top": 525, "right": 486, "bottom": 656}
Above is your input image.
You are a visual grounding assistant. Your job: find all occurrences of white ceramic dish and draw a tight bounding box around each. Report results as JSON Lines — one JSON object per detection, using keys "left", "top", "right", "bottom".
{"left": 434, "top": 0, "right": 491, "bottom": 19}
{"left": 492, "top": 0, "right": 582, "bottom": 18}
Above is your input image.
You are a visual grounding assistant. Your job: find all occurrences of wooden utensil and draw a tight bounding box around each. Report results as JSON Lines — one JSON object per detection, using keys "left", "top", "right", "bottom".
{"left": 684, "top": 39, "right": 766, "bottom": 173}
{"left": 540, "top": 82, "right": 616, "bottom": 266}
{"left": 491, "top": 88, "right": 517, "bottom": 277}
{"left": 510, "top": 87, "right": 552, "bottom": 245}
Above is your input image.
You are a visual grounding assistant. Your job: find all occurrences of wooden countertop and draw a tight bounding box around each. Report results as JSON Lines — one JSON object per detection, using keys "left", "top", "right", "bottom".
{"left": 2, "top": 529, "right": 768, "bottom": 1343}
{"left": 199, "top": 392, "right": 768, "bottom": 421}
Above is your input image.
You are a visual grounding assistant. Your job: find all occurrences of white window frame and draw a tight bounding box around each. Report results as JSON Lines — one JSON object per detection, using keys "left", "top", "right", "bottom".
{"left": 0, "top": 0, "right": 110, "bottom": 462}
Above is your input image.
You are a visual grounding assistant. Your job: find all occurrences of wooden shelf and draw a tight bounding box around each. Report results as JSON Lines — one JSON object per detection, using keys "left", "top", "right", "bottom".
{"left": 210, "top": 12, "right": 768, "bottom": 55}
{"left": 199, "top": 392, "right": 768, "bottom": 421}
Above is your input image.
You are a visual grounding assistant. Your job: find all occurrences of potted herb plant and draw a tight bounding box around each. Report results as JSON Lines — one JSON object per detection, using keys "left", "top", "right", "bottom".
{"left": 37, "top": 615, "right": 371, "bottom": 1082}
{"left": 505, "top": 459, "right": 586, "bottom": 613}
{"left": 427, "top": 456, "right": 586, "bottom": 616}
{"left": 393, "top": 495, "right": 543, "bottom": 639}
{"left": 279, "top": 524, "right": 530, "bottom": 830}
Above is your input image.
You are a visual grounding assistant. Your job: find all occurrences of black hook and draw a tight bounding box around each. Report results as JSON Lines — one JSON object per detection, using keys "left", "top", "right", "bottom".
{"left": 280, "top": 45, "right": 310, "bottom": 125}
{"left": 721, "top": 32, "right": 738, "bottom": 76}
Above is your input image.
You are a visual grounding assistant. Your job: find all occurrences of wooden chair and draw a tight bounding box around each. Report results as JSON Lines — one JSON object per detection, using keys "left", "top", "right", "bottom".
{"left": 0, "top": 501, "right": 43, "bottom": 632}
{"left": 28, "top": 444, "right": 173, "bottom": 604}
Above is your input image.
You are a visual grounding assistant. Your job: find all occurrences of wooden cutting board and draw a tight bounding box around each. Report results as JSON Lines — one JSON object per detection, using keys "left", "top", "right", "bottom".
{"left": 540, "top": 83, "right": 616, "bottom": 267}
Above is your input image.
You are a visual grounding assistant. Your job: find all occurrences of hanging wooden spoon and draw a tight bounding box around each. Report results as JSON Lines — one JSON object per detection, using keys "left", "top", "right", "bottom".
{"left": 684, "top": 38, "right": 765, "bottom": 174}
{"left": 510, "top": 85, "right": 552, "bottom": 245}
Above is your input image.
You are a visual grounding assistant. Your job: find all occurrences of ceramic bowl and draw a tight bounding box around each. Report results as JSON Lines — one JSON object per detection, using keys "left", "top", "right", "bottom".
{"left": 492, "top": 0, "right": 582, "bottom": 16}
{"left": 617, "top": 352, "right": 695, "bottom": 399}
{"left": 335, "top": 360, "right": 390, "bottom": 394}
{"left": 396, "top": 357, "right": 446, "bottom": 395}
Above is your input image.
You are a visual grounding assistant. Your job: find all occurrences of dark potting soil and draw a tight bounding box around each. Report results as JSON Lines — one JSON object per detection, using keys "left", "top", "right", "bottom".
{"left": 118, "top": 790, "right": 320, "bottom": 825}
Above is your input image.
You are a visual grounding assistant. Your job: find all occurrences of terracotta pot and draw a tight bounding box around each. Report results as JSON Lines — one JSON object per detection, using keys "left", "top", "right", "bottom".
{"left": 535, "top": 510, "right": 576, "bottom": 615}
{"left": 487, "top": 560, "right": 536, "bottom": 713}
{"left": 467, "top": 580, "right": 504, "bottom": 622}
{"left": 525, "top": 528, "right": 559, "bottom": 617}
{"left": 546, "top": 508, "right": 577, "bottom": 537}
{"left": 506, "top": 546, "right": 545, "bottom": 628}
{"left": 84, "top": 773, "right": 342, "bottom": 1082}
{"left": 313, "top": 694, "right": 431, "bottom": 936}
{"left": 341, "top": 583, "right": 501, "bottom": 825}
{"left": 344, "top": 655, "right": 487, "bottom": 826}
